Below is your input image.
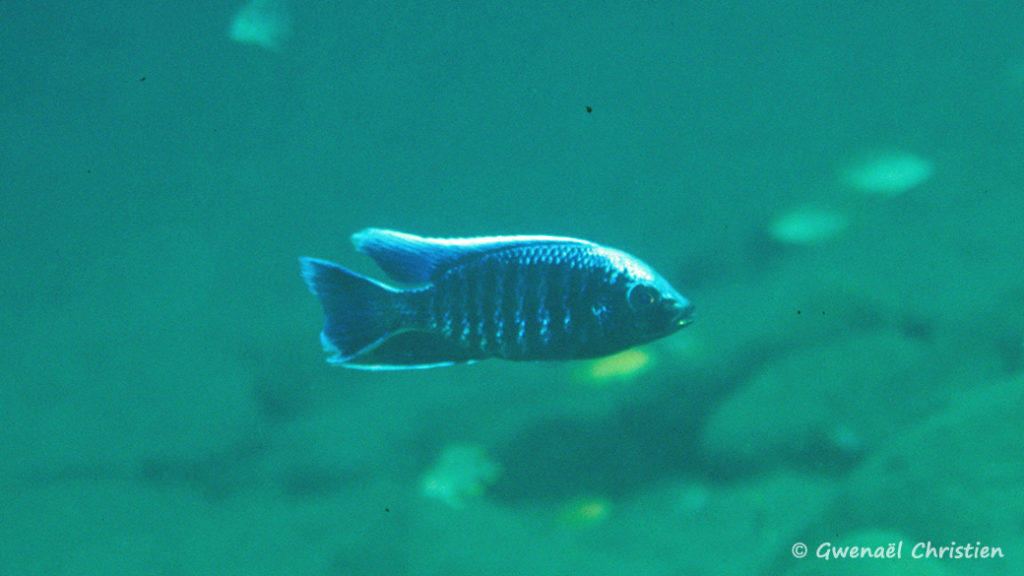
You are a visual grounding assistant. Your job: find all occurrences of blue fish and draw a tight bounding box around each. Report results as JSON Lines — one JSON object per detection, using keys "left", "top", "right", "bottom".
{"left": 300, "top": 228, "right": 694, "bottom": 370}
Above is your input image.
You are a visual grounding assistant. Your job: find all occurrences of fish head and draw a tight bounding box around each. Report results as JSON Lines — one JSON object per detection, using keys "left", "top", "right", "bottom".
{"left": 590, "top": 248, "right": 695, "bottom": 351}
{"left": 620, "top": 274, "right": 695, "bottom": 339}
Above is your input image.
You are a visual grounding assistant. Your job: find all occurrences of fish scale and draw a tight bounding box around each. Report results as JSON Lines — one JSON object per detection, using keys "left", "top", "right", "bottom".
{"left": 427, "top": 245, "right": 606, "bottom": 359}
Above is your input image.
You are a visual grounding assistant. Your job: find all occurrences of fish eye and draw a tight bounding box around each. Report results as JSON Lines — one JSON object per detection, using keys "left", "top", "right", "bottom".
{"left": 627, "top": 284, "right": 660, "bottom": 312}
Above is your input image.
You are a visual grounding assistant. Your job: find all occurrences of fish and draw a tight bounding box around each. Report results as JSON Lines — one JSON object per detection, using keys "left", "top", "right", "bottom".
{"left": 299, "top": 228, "right": 694, "bottom": 370}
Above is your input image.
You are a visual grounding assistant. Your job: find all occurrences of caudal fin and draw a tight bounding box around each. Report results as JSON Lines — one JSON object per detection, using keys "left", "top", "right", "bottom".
{"left": 299, "top": 257, "right": 400, "bottom": 363}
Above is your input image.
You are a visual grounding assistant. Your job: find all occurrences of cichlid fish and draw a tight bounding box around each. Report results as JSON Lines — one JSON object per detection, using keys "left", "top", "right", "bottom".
{"left": 300, "top": 228, "right": 694, "bottom": 370}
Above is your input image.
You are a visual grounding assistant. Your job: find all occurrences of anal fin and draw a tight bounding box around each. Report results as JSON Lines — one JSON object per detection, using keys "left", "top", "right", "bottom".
{"left": 336, "top": 331, "right": 485, "bottom": 370}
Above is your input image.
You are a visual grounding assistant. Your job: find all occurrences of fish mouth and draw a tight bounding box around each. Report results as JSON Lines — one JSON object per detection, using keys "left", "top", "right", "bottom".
{"left": 673, "top": 302, "right": 696, "bottom": 327}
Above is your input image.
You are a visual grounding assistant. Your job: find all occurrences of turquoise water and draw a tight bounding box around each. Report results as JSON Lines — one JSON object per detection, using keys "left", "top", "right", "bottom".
{"left": 2, "top": 2, "right": 1022, "bottom": 574}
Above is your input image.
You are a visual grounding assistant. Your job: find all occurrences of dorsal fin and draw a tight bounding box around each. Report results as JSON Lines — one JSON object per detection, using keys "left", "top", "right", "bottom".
{"left": 351, "top": 228, "right": 594, "bottom": 284}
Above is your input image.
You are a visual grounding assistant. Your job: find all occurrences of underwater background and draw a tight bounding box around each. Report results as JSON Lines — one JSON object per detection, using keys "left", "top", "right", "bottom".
{"left": 2, "top": 2, "right": 1022, "bottom": 574}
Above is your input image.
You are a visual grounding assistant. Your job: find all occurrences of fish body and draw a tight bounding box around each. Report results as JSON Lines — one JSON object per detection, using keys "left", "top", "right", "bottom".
{"left": 300, "top": 228, "right": 694, "bottom": 369}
